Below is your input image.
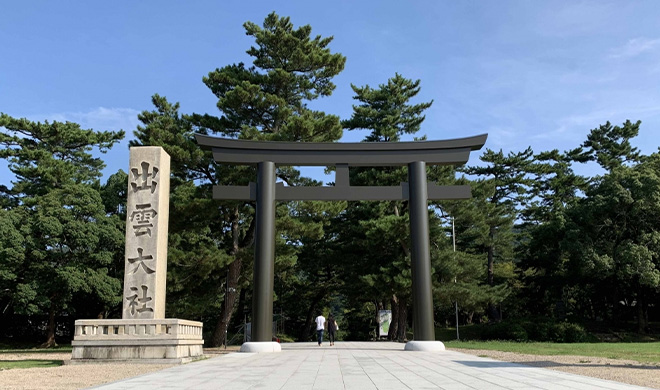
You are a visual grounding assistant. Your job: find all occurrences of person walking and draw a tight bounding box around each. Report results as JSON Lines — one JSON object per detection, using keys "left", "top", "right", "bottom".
{"left": 315, "top": 312, "right": 326, "bottom": 346}
{"left": 328, "top": 314, "right": 338, "bottom": 346}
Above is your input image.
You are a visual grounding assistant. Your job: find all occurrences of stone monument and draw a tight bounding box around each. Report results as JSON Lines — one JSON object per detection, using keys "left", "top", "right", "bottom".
{"left": 71, "top": 147, "right": 204, "bottom": 363}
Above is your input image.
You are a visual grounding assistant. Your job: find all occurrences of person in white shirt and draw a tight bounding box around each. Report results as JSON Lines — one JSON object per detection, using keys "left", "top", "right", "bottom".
{"left": 315, "top": 312, "right": 326, "bottom": 346}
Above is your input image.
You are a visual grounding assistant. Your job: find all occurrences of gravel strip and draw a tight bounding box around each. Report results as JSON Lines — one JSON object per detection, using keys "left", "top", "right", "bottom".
{"left": 0, "top": 348, "right": 240, "bottom": 390}
{"left": 0, "top": 356, "right": 174, "bottom": 390}
{"left": 451, "top": 348, "right": 660, "bottom": 389}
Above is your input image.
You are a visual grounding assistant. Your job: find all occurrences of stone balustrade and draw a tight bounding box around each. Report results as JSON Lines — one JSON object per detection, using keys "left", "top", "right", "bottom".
{"left": 74, "top": 319, "right": 203, "bottom": 340}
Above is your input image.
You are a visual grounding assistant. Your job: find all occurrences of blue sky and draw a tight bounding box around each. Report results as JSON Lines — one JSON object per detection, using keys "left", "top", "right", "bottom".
{"left": 2, "top": 1, "right": 660, "bottom": 184}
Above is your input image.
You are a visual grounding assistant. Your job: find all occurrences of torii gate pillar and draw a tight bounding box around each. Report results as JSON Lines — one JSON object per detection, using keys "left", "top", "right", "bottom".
{"left": 408, "top": 161, "right": 435, "bottom": 341}
{"left": 253, "top": 161, "right": 277, "bottom": 343}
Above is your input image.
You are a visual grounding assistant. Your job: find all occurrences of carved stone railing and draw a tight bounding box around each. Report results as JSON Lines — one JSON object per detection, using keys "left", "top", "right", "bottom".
{"left": 74, "top": 319, "right": 203, "bottom": 340}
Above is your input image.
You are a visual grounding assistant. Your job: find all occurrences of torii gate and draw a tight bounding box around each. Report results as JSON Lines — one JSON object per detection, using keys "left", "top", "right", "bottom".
{"left": 195, "top": 134, "right": 487, "bottom": 352}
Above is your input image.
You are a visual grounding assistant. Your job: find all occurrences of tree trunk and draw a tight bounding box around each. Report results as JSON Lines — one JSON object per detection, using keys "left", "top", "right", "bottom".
{"left": 40, "top": 301, "right": 58, "bottom": 348}
{"left": 637, "top": 287, "right": 647, "bottom": 334}
{"left": 393, "top": 204, "right": 411, "bottom": 257}
{"left": 210, "top": 206, "right": 243, "bottom": 347}
{"left": 299, "top": 290, "right": 326, "bottom": 341}
{"left": 487, "top": 226, "right": 500, "bottom": 322}
{"left": 210, "top": 259, "right": 242, "bottom": 347}
{"left": 611, "top": 284, "right": 620, "bottom": 324}
{"left": 231, "top": 287, "right": 247, "bottom": 330}
{"left": 396, "top": 300, "right": 408, "bottom": 341}
{"left": 388, "top": 294, "right": 399, "bottom": 340}
{"left": 392, "top": 203, "right": 412, "bottom": 341}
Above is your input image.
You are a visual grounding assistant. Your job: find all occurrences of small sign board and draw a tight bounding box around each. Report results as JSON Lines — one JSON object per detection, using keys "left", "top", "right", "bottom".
{"left": 378, "top": 310, "right": 392, "bottom": 337}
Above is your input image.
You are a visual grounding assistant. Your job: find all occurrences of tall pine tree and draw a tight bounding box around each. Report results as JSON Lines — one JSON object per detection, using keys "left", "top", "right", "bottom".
{"left": 461, "top": 148, "right": 535, "bottom": 321}
{"left": 337, "top": 74, "right": 439, "bottom": 340}
{"left": 132, "top": 12, "right": 346, "bottom": 346}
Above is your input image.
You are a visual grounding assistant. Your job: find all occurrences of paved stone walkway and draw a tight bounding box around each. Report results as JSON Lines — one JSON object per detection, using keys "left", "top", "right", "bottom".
{"left": 92, "top": 342, "right": 652, "bottom": 389}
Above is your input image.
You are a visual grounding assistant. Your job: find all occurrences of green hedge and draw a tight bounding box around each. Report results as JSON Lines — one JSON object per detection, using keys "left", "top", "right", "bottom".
{"left": 481, "top": 322, "right": 528, "bottom": 342}
{"left": 438, "top": 319, "right": 590, "bottom": 343}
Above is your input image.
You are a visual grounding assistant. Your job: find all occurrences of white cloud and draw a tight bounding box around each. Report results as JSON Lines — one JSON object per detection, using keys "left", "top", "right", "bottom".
{"left": 1, "top": 107, "right": 140, "bottom": 184}
{"left": 46, "top": 107, "right": 141, "bottom": 133}
{"left": 609, "top": 37, "right": 660, "bottom": 59}
{"left": 534, "top": 105, "right": 660, "bottom": 148}
{"left": 44, "top": 107, "right": 140, "bottom": 180}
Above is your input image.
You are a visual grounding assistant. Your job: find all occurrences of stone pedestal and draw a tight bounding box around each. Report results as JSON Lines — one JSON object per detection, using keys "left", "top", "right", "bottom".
{"left": 404, "top": 340, "right": 446, "bottom": 352}
{"left": 239, "top": 341, "right": 282, "bottom": 353}
{"left": 70, "top": 319, "right": 203, "bottom": 364}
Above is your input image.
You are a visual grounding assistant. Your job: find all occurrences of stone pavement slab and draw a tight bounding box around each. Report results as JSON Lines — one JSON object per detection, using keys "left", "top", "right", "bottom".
{"left": 91, "top": 341, "right": 654, "bottom": 390}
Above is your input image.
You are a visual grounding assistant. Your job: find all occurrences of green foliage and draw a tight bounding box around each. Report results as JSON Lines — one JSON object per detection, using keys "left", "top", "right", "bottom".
{"left": 244, "top": 13, "right": 345, "bottom": 101}
{"left": 561, "top": 151, "right": 660, "bottom": 329}
{"left": 0, "top": 344, "right": 72, "bottom": 352}
{"left": 517, "top": 319, "right": 590, "bottom": 343}
{"left": 548, "top": 322, "right": 588, "bottom": 343}
{"left": 511, "top": 120, "right": 660, "bottom": 335}
{"left": 0, "top": 113, "right": 124, "bottom": 345}
{"left": 199, "top": 11, "right": 345, "bottom": 142}
{"left": 332, "top": 74, "right": 438, "bottom": 340}
{"left": 433, "top": 247, "right": 508, "bottom": 317}
{"left": 130, "top": 12, "right": 347, "bottom": 346}
{"left": 342, "top": 73, "right": 432, "bottom": 142}
{"left": 439, "top": 320, "right": 589, "bottom": 343}
{"left": 0, "top": 209, "right": 27, "bottom": 310}
{"left": 568, "top": 120, "right": 642, "bottom": 170}
{"left": 99, "top": 170, "right": 128, "bottom": 218}
{"left": 481, "top": 322, "right": 529, "bottom": 342}
{"left": 0, "top": 114, "right": 124, "bottom": 194}
{"left": 443, "top": 150, "right": 536, "bottom": 321}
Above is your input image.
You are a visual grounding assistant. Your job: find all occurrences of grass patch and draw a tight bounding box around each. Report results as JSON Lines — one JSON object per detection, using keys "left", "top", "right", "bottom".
{"left": 0, "top": 343, "right": 69, "bottom": 371}
{"left": 0, "top": 346, "right": 72, "bottom": 354}
{"left": 0, "top": 359, "right": 63, "bottom": 370}
{"left": 444, "top": 340, "right": 660, "bottom": 364}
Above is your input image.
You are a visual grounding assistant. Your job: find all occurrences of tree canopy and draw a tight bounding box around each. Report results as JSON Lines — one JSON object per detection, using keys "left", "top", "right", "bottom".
{"left": 0, "top": 114, "right": 124, "bottom": 346}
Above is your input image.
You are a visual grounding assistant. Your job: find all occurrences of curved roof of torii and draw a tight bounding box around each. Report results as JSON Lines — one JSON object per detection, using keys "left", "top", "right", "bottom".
{"left": 195, "top": 133, "right": 487, "bottom": 167}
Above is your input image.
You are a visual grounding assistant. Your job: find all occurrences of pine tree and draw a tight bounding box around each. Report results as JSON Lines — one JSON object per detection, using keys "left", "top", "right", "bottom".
{"left": 342, "top": 73, "right": 432, "bottom": 142}
{"left": 568, "top": 120, "right": 642, "bottom": 171}
{"left": 560, "top": 121, "right": 660, "bottom": 331}
{"left": 0, "top": 113, "right": 124, "bottom": 347}
{"left": 196, "top": 12, "right": 345, "bottom": 142}
{"left": 133, "top": 12, "right": 346, "bottom": 346}
{"left": 461, "top": 148, "right": 535, "bottom": 321}
{"left": 516, "top": 150, "right": 586, "bottom": 318}
{"left": 336, "top": 74, "right": 438, "bottom": 340}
